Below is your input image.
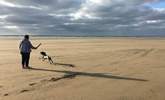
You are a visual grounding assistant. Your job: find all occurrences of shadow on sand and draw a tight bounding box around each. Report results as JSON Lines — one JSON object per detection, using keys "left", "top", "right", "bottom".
{"left": 53, "top": 62, "right": 75, "bottom": 67}
{"left": 30, "top": 67, "right": 148, "bottom": 82}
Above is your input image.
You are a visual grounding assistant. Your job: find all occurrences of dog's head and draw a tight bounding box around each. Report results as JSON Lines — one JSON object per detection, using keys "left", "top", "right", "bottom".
{"left": 40, "top": 51, "right": 47, "bottom": 56}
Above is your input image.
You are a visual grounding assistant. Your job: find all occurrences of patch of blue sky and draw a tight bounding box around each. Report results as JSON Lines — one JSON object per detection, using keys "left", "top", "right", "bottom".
{"left": 146, "top": 1, "right": 165, "bottom": 8}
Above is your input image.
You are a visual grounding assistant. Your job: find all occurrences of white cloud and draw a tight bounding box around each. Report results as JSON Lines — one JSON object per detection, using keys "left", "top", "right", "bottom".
{"left": 87, "top": 0, "right": 111, "bottom": 5}
{"left": 153, "top": 8, "right": 165, "bottom": 12}
{"left": 3, "top": 25, "right": 19, "bottom": 29}
{"left": 0, "top": 0, "right": 42, "bottom": 10}
{"left": 0, "top": 15, "right": 9, "bottom": 19}
{"left": 64, "top": 22, "right": 86, "bottom": 25}
{"left": 146, "top": 20, "right": 162, "bottom": 24}
{"left": 69, "top": 0, "right": 108, "bottom": 20}
{"left": 0, "top": 0, "right": 16, "bottom": 7}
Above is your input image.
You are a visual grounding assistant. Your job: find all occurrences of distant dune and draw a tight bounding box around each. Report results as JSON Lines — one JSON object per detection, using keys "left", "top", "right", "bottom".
{"left": 0, "top": 37, "right": 165, "bottom": 100}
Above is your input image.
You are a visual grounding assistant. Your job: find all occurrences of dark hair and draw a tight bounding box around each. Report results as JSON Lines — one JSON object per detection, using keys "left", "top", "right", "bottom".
{"left": 24, "top": 35, "right": 29, "bottom": 39}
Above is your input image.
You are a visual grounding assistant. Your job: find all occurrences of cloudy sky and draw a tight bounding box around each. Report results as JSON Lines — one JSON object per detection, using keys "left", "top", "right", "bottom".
{"left": 0, "top": 0, "right": 165, "bottom": 36}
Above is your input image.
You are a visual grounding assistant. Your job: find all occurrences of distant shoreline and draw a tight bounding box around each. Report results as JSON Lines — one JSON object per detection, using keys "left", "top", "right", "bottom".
{"left": 0, "top": 35, "right": 165, "bottom": 37}
{"left": 0, "top": 35, "right": 165, "bottom": 40}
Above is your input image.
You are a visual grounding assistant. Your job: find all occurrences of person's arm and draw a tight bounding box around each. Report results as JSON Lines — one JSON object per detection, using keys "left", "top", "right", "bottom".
{"left": 31, "top": 43, "right": 41, "bottom": 49}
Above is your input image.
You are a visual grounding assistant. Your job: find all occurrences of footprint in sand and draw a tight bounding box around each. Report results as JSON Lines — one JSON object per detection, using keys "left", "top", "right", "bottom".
{"left": 20, "top": 89, "right": 30, "bottom": 93}
{"left": 0, "top": 85, "right": 3, "bottom": 88}
{"left": 29, "top": 83, "right": 37, "bottom": 86}
{"left": 4, "top": 93, "right": 9, "bottom": 96}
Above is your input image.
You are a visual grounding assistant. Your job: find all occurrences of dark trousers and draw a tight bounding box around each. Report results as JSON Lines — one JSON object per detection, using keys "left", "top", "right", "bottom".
{"left": 21, "top": 52, "right": 30, "bottom": 67}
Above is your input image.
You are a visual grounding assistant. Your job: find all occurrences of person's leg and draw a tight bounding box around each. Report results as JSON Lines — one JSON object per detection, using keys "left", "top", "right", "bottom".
{"left": 21, "top": 52, "right": 26, "bottom": 68}
{"left": 25, "top": 53, "right": 30, "bottom": 67}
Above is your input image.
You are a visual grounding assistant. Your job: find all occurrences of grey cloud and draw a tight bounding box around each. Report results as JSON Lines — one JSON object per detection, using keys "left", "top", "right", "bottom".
{"left": 0, "top": 0, "right": 165, "bottom": 36}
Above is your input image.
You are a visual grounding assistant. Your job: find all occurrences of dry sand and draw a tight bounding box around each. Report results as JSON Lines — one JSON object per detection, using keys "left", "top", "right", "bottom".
{"left": 0, "top": 37, "right": 165, "bottom": 100}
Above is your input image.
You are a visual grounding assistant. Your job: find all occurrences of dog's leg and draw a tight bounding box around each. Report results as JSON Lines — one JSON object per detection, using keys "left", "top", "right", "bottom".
{"left": 50, "top": 59, "right": 54, "bottom": 64}
{"left": 42, "top": 56, "right": 45, "bottom": 61}
{"left": 48, "top": 56, "right": 54, "bottom": 64}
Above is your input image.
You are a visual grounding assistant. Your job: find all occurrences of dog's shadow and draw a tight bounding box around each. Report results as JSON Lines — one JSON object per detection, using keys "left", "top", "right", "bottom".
{"left": 39, "top": 58, "right": 75, "bottom": 67}
{"left": 39, "top": 51, "right": 75, "bottom": 68}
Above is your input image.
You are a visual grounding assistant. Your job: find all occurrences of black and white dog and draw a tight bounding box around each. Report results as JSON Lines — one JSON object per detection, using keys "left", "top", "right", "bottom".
{"left": 40, "top": 51, "right": 54, "bottom": 64}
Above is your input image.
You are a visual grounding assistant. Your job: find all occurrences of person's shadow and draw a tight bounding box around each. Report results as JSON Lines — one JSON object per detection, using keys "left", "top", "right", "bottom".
{"left": 29, "top": 67, "right": 148, "bottom": 82}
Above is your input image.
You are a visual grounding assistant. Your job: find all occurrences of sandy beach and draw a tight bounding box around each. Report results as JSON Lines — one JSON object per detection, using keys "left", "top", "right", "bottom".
{"left": 0, "top": 37, "right": 165, "bottom": 100}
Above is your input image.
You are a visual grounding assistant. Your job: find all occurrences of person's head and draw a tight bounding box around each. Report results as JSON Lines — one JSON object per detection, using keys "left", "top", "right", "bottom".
{"left": 24, "top": 35, "right": 29, "bottom": 40}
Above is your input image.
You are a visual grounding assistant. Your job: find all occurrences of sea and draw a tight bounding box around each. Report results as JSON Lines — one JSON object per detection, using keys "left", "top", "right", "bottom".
{"left": 0, "top": 35, "right": 165, "bottom": 40}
